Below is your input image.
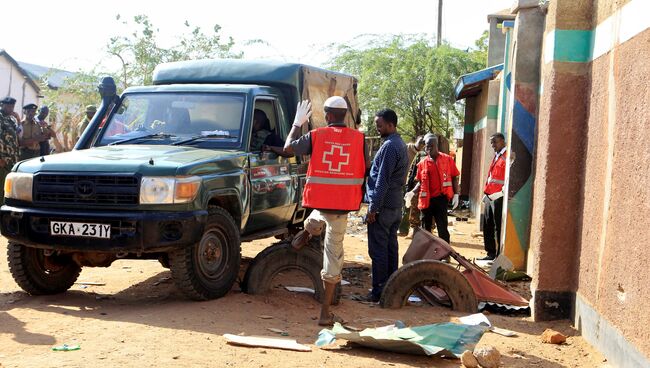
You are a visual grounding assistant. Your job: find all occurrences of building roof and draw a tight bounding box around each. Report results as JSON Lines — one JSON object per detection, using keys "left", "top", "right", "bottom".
{"left": 454, "top": 63, "right": 504, "bottom": 100}
{"left": 0, "top": 49, "right": 41, "bottom": 93}
{"left": 17, "top": 61, "right": 76, "bottom": 90}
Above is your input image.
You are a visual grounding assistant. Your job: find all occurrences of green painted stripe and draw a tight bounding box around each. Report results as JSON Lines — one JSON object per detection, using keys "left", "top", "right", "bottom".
{"left": 487, "top": 105, "right": 499, "bottom": 120}
{"left": 553, "top": 29, "right": 594, "bottom": 63}
{"left": 474, "top": 116, "right": 487, "bottom": 133}
{"left": 464, "top": 123, "right": 474, "bottom": 134}
{"left": 507, "top": 175, "right": 533, "bottom": 252}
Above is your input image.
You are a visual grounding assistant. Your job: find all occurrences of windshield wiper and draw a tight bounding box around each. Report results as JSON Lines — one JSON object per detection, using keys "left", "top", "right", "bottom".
{"left": 109, "top": 133, "right": 176, "bottom": 146}
{"left": 172, "top": 134, "right": 237, "bottom": 146}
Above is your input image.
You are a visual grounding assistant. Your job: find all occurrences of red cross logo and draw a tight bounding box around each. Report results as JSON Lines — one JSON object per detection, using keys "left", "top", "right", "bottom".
{"left": 322, "top": 144, "right": 350, "bottom": 172}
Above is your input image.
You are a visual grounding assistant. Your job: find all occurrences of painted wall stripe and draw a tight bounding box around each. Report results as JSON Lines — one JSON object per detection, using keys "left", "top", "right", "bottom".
{"left": 544, "top": 0, "right": 649, "bottom": 64}
{"left": 487, "top": 105, "right": 499, "bottom": 120}
{"left": 474, "top": 116, "right": 487, "bottom": 133}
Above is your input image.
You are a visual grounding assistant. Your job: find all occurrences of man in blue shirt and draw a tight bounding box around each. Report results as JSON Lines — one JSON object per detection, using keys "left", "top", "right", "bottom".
{"left": 365, "top": 109, "right": 408, "bottom": 302}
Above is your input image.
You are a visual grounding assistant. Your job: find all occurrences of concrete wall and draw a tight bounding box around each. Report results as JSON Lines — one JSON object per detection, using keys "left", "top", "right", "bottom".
{"left": 501, "top": 1, "right": 545, "bottom": 270}
{"left": 487, "top": 12, "right": 516, "bottom": 67}
{"left": 0, "top": 55, "right": 40, "bottom": 115}
{"left": 531, "top": 0, "right": 650, "bottom": 366}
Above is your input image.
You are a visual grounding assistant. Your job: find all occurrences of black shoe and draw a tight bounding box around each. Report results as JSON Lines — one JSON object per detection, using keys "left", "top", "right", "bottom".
{"left": 358, "top": 292, "right": 380, "bottom": 303}
{"left": 477, "top": 255, "right": 495, "bottom": 261}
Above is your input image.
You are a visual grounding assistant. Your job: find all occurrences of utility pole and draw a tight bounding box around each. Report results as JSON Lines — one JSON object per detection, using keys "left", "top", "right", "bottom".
{"left": 437, "top": 0, "right": 443, "bottom": 46}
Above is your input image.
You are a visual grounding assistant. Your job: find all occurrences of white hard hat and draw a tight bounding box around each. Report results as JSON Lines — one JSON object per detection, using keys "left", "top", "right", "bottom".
{"left": 324, "top": 96, "right": 348, "bottom": 110}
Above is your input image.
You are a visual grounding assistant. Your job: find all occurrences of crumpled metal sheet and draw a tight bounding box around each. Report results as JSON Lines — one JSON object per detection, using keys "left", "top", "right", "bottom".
{"left": 316, "top": 322, "right": 487, "bottom": 358}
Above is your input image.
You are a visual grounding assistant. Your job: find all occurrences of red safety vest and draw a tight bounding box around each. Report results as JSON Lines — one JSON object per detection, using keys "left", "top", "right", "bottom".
{"left": 302, "top": 126, "right": 365, "bottom": 211}
{"left": 417, "top": 153, "right": 456, "bottom": 210}
{"left": 484, "top": 150, "right": 507, "bottom": 195}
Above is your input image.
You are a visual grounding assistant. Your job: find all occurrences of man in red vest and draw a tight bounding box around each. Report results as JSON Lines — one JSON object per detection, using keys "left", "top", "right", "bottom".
{"left": 283, "top": 96, "right": 368, "bottom": 326}
{"left": 480, "top": 133, "right": 507, "bottom": 261}
{"left": 408, "top": 134, "right": 460, "bottom": 244}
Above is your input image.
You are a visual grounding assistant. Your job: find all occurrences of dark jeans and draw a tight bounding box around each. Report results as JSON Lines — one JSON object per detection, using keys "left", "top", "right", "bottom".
{"left": 483, "top": 197, "right": 503, "bottom": 257}
{"left": 368, "top": 207, "right": 402, "bottom": 300}
{"left": 421, "top": 195, "right": 450, "bottom": 244}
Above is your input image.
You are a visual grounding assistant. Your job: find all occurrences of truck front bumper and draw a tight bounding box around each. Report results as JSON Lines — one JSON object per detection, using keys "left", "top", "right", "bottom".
{"left": 0, "top": 205, "right": 208, "bottom": 253}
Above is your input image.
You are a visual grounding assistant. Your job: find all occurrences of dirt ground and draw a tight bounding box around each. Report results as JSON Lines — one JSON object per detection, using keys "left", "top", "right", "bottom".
{"left": 0, "top": 213, "right": 609, "bottom": 368}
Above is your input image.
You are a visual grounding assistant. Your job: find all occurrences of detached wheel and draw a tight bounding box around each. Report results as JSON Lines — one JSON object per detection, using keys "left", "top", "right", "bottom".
{"left": 242, "top": 241, "right": 341, "bottom": 305}
{"left": 380, "top": 260, "right": 478, "bottom": 313}
{"left": 168, "top": 207, "right": 241, "bottom": 300}
{"left": 7, "top": 243, "right": 81, "bottom": 295}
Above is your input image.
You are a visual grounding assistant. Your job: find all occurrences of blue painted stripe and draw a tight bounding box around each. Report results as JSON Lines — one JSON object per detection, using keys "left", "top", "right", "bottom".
{"left": 512, "top": 101, "right": 536, "bottom": 153}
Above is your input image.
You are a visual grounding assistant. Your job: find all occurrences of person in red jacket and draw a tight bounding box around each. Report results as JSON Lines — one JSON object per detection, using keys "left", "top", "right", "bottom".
{"left": 479, "top": 133, "right": 507, "bottom": 261}
{"left": 283, "top": 96, "right": 368, "bottom": 326}
{"left": 408, "top": 134, "right": 459, "bottom": 244}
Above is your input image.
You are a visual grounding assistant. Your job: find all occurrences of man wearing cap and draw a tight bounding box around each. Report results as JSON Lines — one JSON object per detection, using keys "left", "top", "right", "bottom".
{"left": 36, "top": 106, "right": 54, "bottom": 156}
{"left": 19, "top": 104, "right": 45, "bottom": 160}
{"left": 0, "top": 97, "right": 20, "bottom": 201}
{"left": 77, "top": 105, "right": 97, "bottom": 140}
{"left": 283, "top": 96, "right": 369, "bottom": 326}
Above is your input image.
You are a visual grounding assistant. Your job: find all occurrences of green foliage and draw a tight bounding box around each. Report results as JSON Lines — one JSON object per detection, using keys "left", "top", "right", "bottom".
{"left": 108, "top": 14, "right": 242, "bottom": 88}
{"left": 329, "top": 35, "right": 486, "bottom": 140}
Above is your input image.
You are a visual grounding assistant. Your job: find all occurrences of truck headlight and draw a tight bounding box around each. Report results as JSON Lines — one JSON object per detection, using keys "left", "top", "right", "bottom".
{"left": 4, "top": 172, "right": 34, "bottom": 202}
{"left": 140, "top": 176, "right": 201, "bottom": 204}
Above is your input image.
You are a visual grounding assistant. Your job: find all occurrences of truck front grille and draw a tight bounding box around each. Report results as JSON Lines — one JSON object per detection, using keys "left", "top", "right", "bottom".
{"left": 34, "top": 174, "right": 140, "bottom": 205}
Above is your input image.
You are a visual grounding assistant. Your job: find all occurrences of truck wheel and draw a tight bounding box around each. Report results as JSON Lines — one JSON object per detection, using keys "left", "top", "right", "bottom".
{"left": 242, "top": 241, "right": 341, "bottom": 305}
{"left": 168, "top": 207, "right": 241, "bottom": 300}
{"left": 7, "top": 242, "right": 81, "bottom": 295}
{"left": 380, "top": 260, "right": 478, "bottom": 313}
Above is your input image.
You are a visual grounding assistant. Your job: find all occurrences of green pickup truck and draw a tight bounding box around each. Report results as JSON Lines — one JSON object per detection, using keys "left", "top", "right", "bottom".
{"left": 1, "top": 59, "right": 360, "bottom": 300}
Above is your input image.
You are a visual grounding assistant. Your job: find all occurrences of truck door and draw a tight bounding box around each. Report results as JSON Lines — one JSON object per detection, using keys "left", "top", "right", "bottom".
{"left": 244, "top": 98, "right": 294, "bottom": 233}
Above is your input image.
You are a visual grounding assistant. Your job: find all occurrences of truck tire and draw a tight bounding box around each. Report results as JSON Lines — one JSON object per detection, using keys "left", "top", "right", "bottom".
{"left": 242, "top": 241, "right": 341, "bottom": 305}
{"left": 380, "top": 260, "right": 478, "bottom": 313}
{"left": 7, "top": 242, "right": 81, "bottom": 295}
{"left": 168, "top": 207, "right": 241, "bottom": 300}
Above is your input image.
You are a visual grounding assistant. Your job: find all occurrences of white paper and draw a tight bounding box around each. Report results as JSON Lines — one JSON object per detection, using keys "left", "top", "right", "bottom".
{"left": 459, "top": 313, "right": 491, "bottom": 327}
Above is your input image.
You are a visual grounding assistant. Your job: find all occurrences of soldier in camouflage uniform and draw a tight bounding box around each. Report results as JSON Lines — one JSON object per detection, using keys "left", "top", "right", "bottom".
{"left": 76, "top": 105, "right": 97, "bottom": 141}
{"left": 405, "top": 133, "right": 436, "bottom": 237}
{"left": 0, "top": 97, "right": 20, "bottom": 202}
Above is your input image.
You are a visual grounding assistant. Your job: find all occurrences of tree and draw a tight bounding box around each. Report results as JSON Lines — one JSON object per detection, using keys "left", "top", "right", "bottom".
{"left": 107, "top": 14, "right": 242, "bottom": 88}
{"left": 328, "top": 35, "right": 485, "bottom": 140}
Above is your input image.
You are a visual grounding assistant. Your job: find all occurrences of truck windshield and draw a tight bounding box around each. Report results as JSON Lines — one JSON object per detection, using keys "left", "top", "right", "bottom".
{"left": 97, "top": 92, "right": 245, "bottom": 148}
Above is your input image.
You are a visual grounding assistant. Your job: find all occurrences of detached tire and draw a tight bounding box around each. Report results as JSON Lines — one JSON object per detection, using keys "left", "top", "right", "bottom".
{"left": 168, "top": 207, "right": 241, "bottom": 300}
{"left": 242, "top": 241, "right": 341, "bottom": 305}
{"left": 7, "top": 243, "right": 81, "bottom": 295}
{"left": 380, "top": 260, "right": 478, "bottom": 313}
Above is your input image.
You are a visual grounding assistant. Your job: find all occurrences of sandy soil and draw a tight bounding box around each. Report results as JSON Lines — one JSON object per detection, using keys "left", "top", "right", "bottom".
{"left": 0, "top": 213, "right": 609, "bottom": 368}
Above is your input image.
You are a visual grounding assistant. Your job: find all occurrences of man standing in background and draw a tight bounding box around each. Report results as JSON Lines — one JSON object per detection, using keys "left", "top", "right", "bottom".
{"left": 480, "top": 133, "right": 507, "bottom": 261}
{"left": 0, "top": 97, "right": 20, "bottom": 201}
{"left": 36, "top": 106, "right": 54, "bottom": 156}
{"left": 365, "top": 109, "right": 408, "bottom": 303}
{"left": 77, "top": 105, "right": 97, "bottom": 141}
{"left": 409, "top": 134, "right": 460, "bottom": 244}
{"left": 18, "top": 104, "right": 44, "bottom": 161}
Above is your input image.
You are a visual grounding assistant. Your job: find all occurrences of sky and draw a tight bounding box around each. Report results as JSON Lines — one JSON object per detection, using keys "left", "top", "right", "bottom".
{"left": 1, "top": 0, "right": 513, "bottom": 73}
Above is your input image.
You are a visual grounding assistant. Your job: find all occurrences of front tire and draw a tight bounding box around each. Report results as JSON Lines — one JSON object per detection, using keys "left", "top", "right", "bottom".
{"left": 168, "top": 207, "right": 241, "bottom": 300}
{"left": 7, "top": 243, "right": 81, "bottom": 295}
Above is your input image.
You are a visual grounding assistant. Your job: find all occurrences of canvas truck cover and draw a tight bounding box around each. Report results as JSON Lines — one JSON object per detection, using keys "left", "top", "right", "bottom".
{"left": 152, "top": 59, "right": 360, "bottom": 129}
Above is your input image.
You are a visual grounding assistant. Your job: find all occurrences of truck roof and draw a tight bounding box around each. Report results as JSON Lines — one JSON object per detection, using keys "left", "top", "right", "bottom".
{"left": 152, "top": 59, "right": 355, "bottom": 88}
{"left": 151, "top": 59, "right": 360, "bottom": 129}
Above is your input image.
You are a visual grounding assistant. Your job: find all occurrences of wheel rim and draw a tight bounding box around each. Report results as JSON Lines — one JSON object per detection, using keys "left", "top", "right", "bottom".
{"left": 195, "top": 229, "right": 229, "bottom": 281}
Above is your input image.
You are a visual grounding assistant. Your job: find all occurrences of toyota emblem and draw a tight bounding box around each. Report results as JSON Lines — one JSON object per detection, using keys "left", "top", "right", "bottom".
{"left": 74, "top": 180, "right": 95, "bottom": 198}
